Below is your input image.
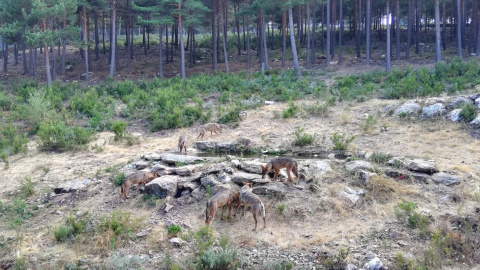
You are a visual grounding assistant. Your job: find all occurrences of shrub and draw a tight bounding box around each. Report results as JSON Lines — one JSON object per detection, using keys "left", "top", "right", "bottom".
{"left": 319, "top": 248, "right": 349, "bottom": 270}
{"left": 361, "top": 115, "right": 377, "bottom": 133}
{"left": 277, "top": 203, "right": 286, "bottom": 214}
{"left": 305, "top": 103, "right": 329, "bottom": 117}
{"left": 37, "top": 121, "right": 93, "bottom": 152}
{"left": 70, "top": 89, "right": 100, "bottom": 117}
{"left": 395, "top": 201, "right": 430, "bottom": 230}
{"left": 1, "top": 152, "right": 8, "bottom": 168}
{"left": 19, "top": 177, "right": 35, "bottom": 199}
{"left": 199, "top": 248, "right": 238, "bottom": 270}
{"left": 369, "top": 152, "right": 393, "bottom": 165}
{"left": 459, "top": 102, "right": 478, "bottom": 122}
{"left": 54, "top": 213, "right": 89, "bottom": 242}
{"left": 194, "top": 226, "right": 214, "bottom": 254}
{"left": 112, "top": 120, "right": 127, "bottom": 141}
{"left": 282, "top": 101, "right": 298, "bottom": 118}
{"left": 168, "top": 224, "right": 181, "bottom": 236}
{"left": 97, "top": 211, "right": 143, "bottom": 250}
{"left": 293, "top": 127, "right": 314, "bottom": 146}
{"left": 104, "top": 252, "right": 149, "bottom": 270}
{"left": 331, "top": 133, "right": 356, "bottom": 152}
{"left": 54, "top": 225, "right": 73, "bottom": 242}
{"left": 0, "top": 92, "right": 12, "bottom": 111}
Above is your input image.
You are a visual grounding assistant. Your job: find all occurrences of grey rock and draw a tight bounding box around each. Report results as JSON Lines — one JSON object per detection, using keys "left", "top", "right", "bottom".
{"left": 394, "top": 103, "right": 421, "bottom": 116}
{"left": 160, "top": 153, "right": 205, "bottom": 165}
{"left": 65, "top": 65, "right": 74, "bottom": 71}
{"left": 145, "top": 175, "right": 179, "bottom": 198}
{"left": 216, "top": 142, "right": 237, "bottom": 152}
{"left": 346, "top": 160, "right": 373, "bottom": 173}
{"left": 448, "top": 109, "right": 463, "bottom": 122}
{"left": 174, "top": 164, "right": 202, "bottom": 176}
{"left": 190, "top": 187, "right": 204, "bottom": 200}
{"left": 386, "top": 157, "right": 406, "bottom": 168}
{"left": 346, "top": 264, "right": 358, "bottom": 270}
{"left": 169, "top": 237, "right": 185, "bottom": 246}
{"left": 252, "top": 182, "right": 300, "bottom": 196}
{"left": 80, "top": 72, "right": 93, "bottom": 79}
{"left": 141, "top": 153, "right": 163, "bottom": 161}
{"left": 470, "top": 115, "right": 480, "bottom": 126}
{"left": 380, "top": 104, "right": 398, "bottom": 115}
{"left": 407, "top": 159, "right": 438, "bottom": 174}
{"left": 410, "top": 172, "right": 431, "bottom": 182}
{"left": 363, "top": 257, "right": 384, "bottom": 270}
{"left": 421, "top": 103, "right": 445, "bottom": 118}
{"left": 231, "top": 160, "right": 241, "bottom": 167}
{"left": 358, "top": 170, "right": 376, "bottom": 183}
{"left": 225, "top": 155, "right": 236, "bottom": 161}
{"left": 385, "top": 169, "right": 407, "bottom": 179}
{"left": 338, "top": 186, "right": 360, "bottom": 205}
{"left": 239, "top": 161, "right": 265, "bottom": 174}
{"left": 470, "top": 93, "right": 480, "bottom": 100}
{"left": 177, "top": 178, "right": 199, "bottom": 191}
{"left": 432, "top": 172, "right": 460, "bottom": 186}
{"left": 133, "top": 160, "right": 150, "bottom": 170}
{"left": 218, "top": 172, "right": 231, "bottom": 183}
{"left": 230, "top": 172, "right": 263, "bottom": 184}
{"left": 195, "top": 141, "right": 216, "bottom": 151}
{"left": 447, "top": 96, "right": 471, "bottom": 109}
{"left": 54, "top": 179, "right": 91, "bottom": 194}
{"left": 200, "top": 174, "right": 221, "bottom": 187}
{"left": 309, "top": 160, "right": 332, "bottom": 177}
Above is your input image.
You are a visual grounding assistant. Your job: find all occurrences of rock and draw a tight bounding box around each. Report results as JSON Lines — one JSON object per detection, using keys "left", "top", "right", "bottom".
{"left": 230, "top": 172, "right": 263, "bottom": 184}
{"left": 432, "top": 172, "right": 460, "bottom": 186}
{"left": 54, "top": 179, "right": 92, "bottom": 194}
{"left": 160, "top": 154, "right": 205, "bottom": 165}
{"left": 252, "top": 182, "right": 299, "bottom": 196}
{"left": 52, "top": 193, "right": 73, "bottom": 204}
{"left": 212, "top": 183, "right": 239, "bottom": 195}
{"left": 410, "top": 172, "right": 431, "bottom": 182}
{"left": 470, "top": 93, "right": 480, "bottom": 100}
{"left": 177, "top": 179, "right": 199, "bottom": 191}
{"left": 65, "top": 65, "right": 74, "bottom": 71}
{"left": 169, "top": 237, "right": 185, "bottom": 246}
{"left": 195, "top": 141, "right": 216, "bottom": 151}
{"left": 421, "top": 103, "right": 445, "bottom": 118}
{"left": 135, "top": 228, "right": 152, "bottom": 238}
{"left": 80, "top": 72, "right": 93, "bottom": 79}
{"left": 380, "top": 104, "right": 398, "bottom": 115}
{"left": 264, "top": 101, "right": 275, "bottom": 105}
{"left": 358, "top": 170, "right": 376, "bottom": 183}
{"left": 386, "top": 157, "right": 406, "bottom": 168}
{"left": 338, "top": 187, "right": 360, "bottom": 205}
{"left": 133, "top": 160, "right": 150, "bottom": 170}
{"left": 447, "top": 96, "right": 471, "bottom": 109}
{"left": 470, "top": 115, "right": 480, "bottom": 126}
{"left": 239, "top": 161, "right": 265, "bottom": 174}
{"left": 447, "top": 109, "right": 463, "bottom": 122}
{"left": 308, "top": 160, "right": 332, "bottom": 178}
{"left": 385, "top": 169, "right": 407, "bottom": 180}
{"left": 200, "top": 174, "right": 220, "bottom": 187}
{"left": 407, "top": 159, "right": 438, "bottom": 174}
{"left": 164, "top": 203, "right": 174, "bottom": 212}
{"left": 174, "top": 164, "right": 202, "bottom": 176}
{"left": 141, "top": 153, "right": 163, "bottom": 161}
{"left": 346, "top": 160, "right": 373, "bottom": 173}
{"left": 218, "top": 172, "right": 231, "bottom": 183}
{"left": 394, "top": 103, "right": 421, "bottom": 116}
{"left": 216, "top": 142, "right": 237, "bottom": 152}
{"left": 346, "top": 264, "right": 358, "bottom": 270}
{"left": 363, "top": 257, "right": 384, "bottom": 270}
{"left": 230, "top": 160, "right": 241, "bottom": 167}
{"left": 190, "top": 187, "right": 204, "bottom": 200}
{"left": 225, "top": 155, "right": 236, "bottom": 161}
{"left": 145, "top": 175, "right": 179, "bottom": 198}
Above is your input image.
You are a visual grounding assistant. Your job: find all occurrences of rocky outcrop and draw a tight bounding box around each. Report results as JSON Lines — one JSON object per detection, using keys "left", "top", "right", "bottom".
{"left": 394, "top": 103, "right": 421, "bottom": 116}
{"left": 54, "top": 179, "right": 92, "bottom": 194}
{"left": 346, "top": 160, "right": 373, "bottom": 173}
{"left": 160, "top": 154, "right": 205, "bottom": 165}
{"left": 239, "top": 160, "right": 265, "bottom": 174}
{"left": 406, "top": 159, "right": 438, "bottom": 175}
{"left": 432, "top": 172, "right": 460, "bottom": 186}
{"left": 421, "top": 103, "right": 445, "bottom": 118}
{"left": 145, "top": 175, "right": 179, "bottom": 198}
{"left": 338, "top": 186, "right": 362, "bottom": 205}
{"left": 448, "top": 109, "right": 463, "bottom": 122}
{"left": 230, "top": 172, "right": 263, "bottom": 184}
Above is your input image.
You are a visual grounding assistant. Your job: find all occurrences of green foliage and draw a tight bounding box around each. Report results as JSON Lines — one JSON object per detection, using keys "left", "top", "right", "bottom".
{"left": 331, "top": 133, "right": 356, "bottom": 152}
{"left": 395, "top": 201, "right": 430, "bottom": 230}
{"left": 369, "top": 152, "right": 393, "bottom": 165}
{"left": 37, "top": 121, "right": 93, "bottom": 152}
{"left": 70, "top": 89, "right": 100, "bottom": 117}
{"left": 305, "top": 102, "right": 330, "bottom": 117}
{"left": 361, "top": 115, "right": 377, "bottom": 133}
{"left": 112, "top": 120, "right": 127, "bottom": 141}
{"left": 395, "top": 252, "right": 416, "bottom": 270}
{"left": 54, "top": 212, "right": 89, "bottom": 242}
{"left": 261, "top": 260, "right": 294, "bottom": 270}
{"left": 0, "top": 92, "right": 12, "bottom": 111}
{"left": 98, "top": 211, "right": 142, "bottom": 249}
{"left": 114, "top": 173, "right": 126, "bottom": 187}
{"left": 1, "top": 152, "right": 8, "bottom": 168}
{"left": 321, "top": 248, "right": 349, "bottom": 270}
{"left": 459, "top": 103, "right": 478, "bottom": 122}
{"left": 199, "top": 248, "right": 238, "bottom": 270}
{"left": 168, "top": 224, "right": 182, "bottom": 236}
{"left": 104, "top": 252, "right": 149, "bottom": 270}
{"left": 282, "top": 101, "right": 298, "bottom": 118}
{"left": 206, "top": 185, "right": 211, "bottom": 199}
{"left": 277, "top": 203, "right": 286, "bottom": 214}
{"left": 19, "top": 177, "right": 35, "bottom": 199}
{"left": 54, "top": 225, "right": 73, "bottom": 242}
{"left": 293, "top": 127, "right": 314, "bottom": 146}
{"left": 194, "top": 226, "right": 214, "bottom": 255}
{"left": 14, "top": 256, "right": 26, "bottom": 270}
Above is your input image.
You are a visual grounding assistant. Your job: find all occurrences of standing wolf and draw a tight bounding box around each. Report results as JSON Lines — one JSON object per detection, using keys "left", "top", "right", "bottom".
{"left": 238, "top": 182, "right": 266, "bottom": 231}
{"left": 120, "top": 171, "right": 157, "bottom": 200}
{"left": 205, "top": 190, "right": 240, "bottom": 226}
{"left": 197, "top": 123, "right": 226, "bottom": 140}
{"left": 261, "top": 157, "right": 298, "bottom": 182}
{"left": 178, "top": 135, "right": 187, "bottom": 154}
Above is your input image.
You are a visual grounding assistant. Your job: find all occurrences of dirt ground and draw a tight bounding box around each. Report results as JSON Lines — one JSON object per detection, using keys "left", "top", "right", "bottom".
{"left": 1, "top": 42, "right": 480, "bottom": 269}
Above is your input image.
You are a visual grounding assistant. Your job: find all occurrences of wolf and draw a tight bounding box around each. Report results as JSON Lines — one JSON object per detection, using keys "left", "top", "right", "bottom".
{"left": 120, "top": 171, "right": 157, "bottom": 200}
{"left": 205, "top": 190, "right": 240, "bottom": 226}
{"left": 261, "top": 157, "right": 298, "bottom": 183}
{"left": 237, "top": 182, "right": 266, "bottom": 231}
{"left": 178, "top": 135, "right": 187, "bottom": 154}
{"left": 197, "top": 123, "right": 226, "bottom": 140}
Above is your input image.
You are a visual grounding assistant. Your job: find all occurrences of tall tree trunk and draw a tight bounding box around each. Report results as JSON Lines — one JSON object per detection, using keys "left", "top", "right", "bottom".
{"left": 262, "top": 10, "right": 268, "bottom": 70}
{"left": 22, "top": 44, "right": 28, "bottom": 75}
{"left": 170, "top": 24, "right": 174, "bottom": 62}
{"left": 386, "top": 1, "right": 391, "bottom": 71}
{"left": 395, "top": 0, "right": 400, "bottom": 59}
{"left": 461, "top": 0, "right": 465, "bottom": 50}
{"left": 174, "top": 19, "right": 178, "bottom": 49}
{"left": 51, "top": 44, "right": 56, "bottom": 81}
{"left": 102, "top": 13, "right": 106, "bottom": 54}
{"left": 307, "top": 2, "right": 311, "bottom": 69}
{"left": 243, "top": 2, "right": 246, "bottom": 51}
{"left": 415, "top": 0, "right": 420, "bottom": 54}
{"left": 94, "top": 11, "right": 99, "bottom": 60}
{"left": 407, "top": 0, "right": 412, "bottom": 58}
{"left": 158, "top": 25, "right": 163, "bottom": 77}
{"left": 476, "top": 16, "right": 480, "bottom": 54}
{"left": 219, "top": 0, "right": 229, "bottom": 72}
{"left": 189, "top": 27, "right": 194, "bottom": 68}
{"left": 179, "top": 3, "right": 185, "bottom": 79}
{"left": 143, "top": 27, "right": 147, "bottom": 55}
{"left": 83, "top": 6, "right": 89, "bottom": 81}
{"left": 470, "top": 0, "right": 478, "bottom": 53}
{"left": 442, "top": 2, "right": 446, "bottom": 50}
{"left": 289, "top": 6, "right": 301, "bottom": 75}
{"left": 43, "top": 19, "right": 52, "bottom": 87}
{"left": 247, "top": 13, "right": 251, "bottom": 69}
{"left": 332, "top": 0, "right": 336, "bottom": 58}
{"left": 327, "top": 0, "right": 331, "bottom": 65}
{"left": 456, "top": 0, "right": 462, "bottom": 58}
{"left": 339, "top": 0, "right": 344, "bottom": 63}
{"left": 322, "top": 1, "right": 325, "bottom": 53}
{"left": 235, "top": 3, "right": 241, "bottom": 55}
{"left": 2, "top": 43, "right": 7, "bottom": 73}
{"left": 130, "top": 19, "right": 134, "bottom": 60}
{"left": 62, "top": 25, "right": 67, "bottom": 75}
{"left": 355, "top": 0, "right": 360, "bottom": 57}
{"left": 282, "top": 7, "right": 286, "bottom": 67}
{"left": 109, "top": 0, "right": 117, "bottom": 78}
{"left": 298, "top": 6, "right": 302, "bottom": 43}
{"left": 212, "top": 0, "right": 217, "bottom": 71}
{"left": 14, "top": 44, "right": 18, "bottom": 66}
{"left": 366, "top": 0, "right": 371, "bottom": 64}
{"left": 312, "top": 0, "right": 316, "bottom": 63}
{"left": 434, "top": 0, "right": 441, "bottom": 62}
{"left": 166, "top": 26, "right": 169, "bottom": 63}
{"left": 33, "top": 48, "right": 38, "bottom": 79}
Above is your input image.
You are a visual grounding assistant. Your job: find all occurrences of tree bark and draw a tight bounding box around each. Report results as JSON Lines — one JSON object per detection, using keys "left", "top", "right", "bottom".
{"left": 62, "top": 21, "right": 67, "bottom": 76}
{"left": 219, "top": 0, "right": 229, "bottom": 72}
{"left": 22, "top": 44, "right": 28, "bottom": 75}
{"left": 102, "top": 13, "right": 106, "bottom": 55}
{"left": 456, "top": 0, "right": 462, "bottom": 58}
{"left": 395, "top": 0, "right": 400, "bottom": 59}
{"left": 386, "top": 1, "right": 391, "bottom": 71}
{"left": 83, "top": 6, "right": 89, "bottom": 81}
{"left": 407, "top": 0, "right": 412, "bottom": 58}
{"left": 435, "top": 0, "right": 441, "bottom": 62}
{"left": 282, "top": 7, "right": 286, "bottom": 67}
{"left": 288, "top": 6, "right": 300, "bottom": 75}
{"left": 415, "top": 0, "right": 420, "bottom": 54}
{"left": 109, "top": 0, "right": 117, "bottom": 78}
{"left": 339, "top": 0, "right": 344, "bottom": 63}
{"left": 94, "top": 11, "right": 99, "bottom": 60}
{"left": 307, "top": 2, "right": 311, "bottom": 69}
{"left": 327, "top": 0, "right": 331, "bottom": 65}
{"left": 43, "top": 19, "right": 52, "bottom": 86}
{"left": 179, "top": 3, "right": 185, "bottom": 78}
{"left": 235, "top": 3, "right": 241, "bottom": 55}
{"left": 2, "top": 43, "right": 7, "bottom": 73}
{"left": 212, "top": 0, "right": 217, "bottom": 71}
{"left": 355, "top": 0, "right": 360, "bottom": 57}
{"left": 470, "top": 0, "right": 478, "bottom": 53}
{"left": 366, "top": 0, "right": 371, "bottom": 64}
{"left": 442, "top": 2, "right": 446, "bottom": 51}
{"left": 158, "top": 25, "right": 163, "bottom": 77}
{"left": 33, "top": 48, "right": 37, "bottom": 79}
{"left": 262, "top": 10, "right": 269, "bottom": 70}
{"left": 247, "top": 13, "right": 251, "bottom": 69}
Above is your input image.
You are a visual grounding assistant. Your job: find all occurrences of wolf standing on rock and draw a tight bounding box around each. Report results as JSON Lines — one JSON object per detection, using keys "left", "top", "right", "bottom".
{"left": 261, "top": 157, "right": 298, "bottom": 183}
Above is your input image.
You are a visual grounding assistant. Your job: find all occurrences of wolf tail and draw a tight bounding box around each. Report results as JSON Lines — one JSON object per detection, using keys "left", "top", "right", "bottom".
{"left": 294, "top": 160, "right": 299, "bottom": 177}
{"left": 120, "top": 180, "right": 124, "bottom": 193}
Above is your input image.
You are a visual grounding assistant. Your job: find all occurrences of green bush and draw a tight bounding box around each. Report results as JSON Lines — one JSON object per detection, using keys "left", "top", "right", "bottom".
{"left": 305, "top": 103, "right": 329, "bottom": 117}
{"left": 282, "top": 101, "right": 298, "bottom": 118}
{"left": 395, "top": 201, "right": 430, "bottom": 230}
{"left": 168, "top": 224, "right": 181, "bottom": 236}
{"left": 293, "top": 127, "right": 314, "bottom": 146}
{"left": 369, "top": 152, "right": 393, "bottom": 165}
{"left": 0, "top": 92, "right": 12, "bottom": 111}
{"left": 199, "top": 248, "right": 238, "bottom": 270}
{"left": 37, "top": 121, "right": 93, "bottom": 152}
{"left": 54, "top": 225, "right": 73, "bottom": 242}
{"left": 459, "top": 102, "right": 478, "bottom": 122}
{"left": 19, "top": 177, "right": 35, "bottom": 199}
{"left": 98, "top": 211, "right": 142, "bottom": 241}
{"left": 112, "top": 120, "right": 127, "bottom": 141}
{"left": 70, "top": 89, "right": 100, "bottom": 117}
{"left": 361, "top": 115, "right": 377, "bottom": 133}
{"left": 331, "top": 133, "right": 356, "bottom": 152}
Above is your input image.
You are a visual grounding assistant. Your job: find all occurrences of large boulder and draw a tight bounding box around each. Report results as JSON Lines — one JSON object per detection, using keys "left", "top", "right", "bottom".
{"left": 448, "top": 109, "right": 463, "bottom": 122}
{"left": 141, "top": 153, "right": 163, "bottom": 161}
{"left": 195, "top": 141, "right": 216, "bottom": 151}
{"left": 133, "top": 160, "right": 150, "bottom": 170}
{"left": 447, "top": 96, "right": 471, "bottom": 109}
{"left": 252, "top": 182, "right": 300, "bottom": 196}
{"left": 394, "top": 103, "right": 421, "bottom": 116}
{"left": 145, "top": 175, "right": 179, "bottom": 198}
{"left": 230, "top": 172, "right": 263, "bottom": 184}
{"left": 239, "top": 160, "right": 265, "bottom": 174}
{"left": 216, "top": 142, "right": 238, "bottom": 152}
{"left": 173, "top": 164, "right": 202, "bottom": 176}
{"left": 432, "top": 172, "right": 460, "bottom": 186}
{"left": 54, "top": 179, "right": 92, "bottom": 194}
{"left": 160, "top": 154, "right": 205, "bottom": 165}
{"left": 306, "top": 160, "right": 332, "bottom": 179}
{"left": 363, "top": 257, "right": 384, "bottom": 270}
{"left": 407, "top": 159, "right": 438, "bottom": 175}
{"left": 421, "top": 103, "right": 445, "bottom": 118}
{"left": 338, "top": 186, "right": 361, "bottom": 205}
{"left": 346, "top": 160, "right": 373, "bottom": 173}
{"left": 200, "top": 175, "right": 221, "bottom": 187}
{"left": 470, "top": 115, "right": 480, "bottom": 127}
